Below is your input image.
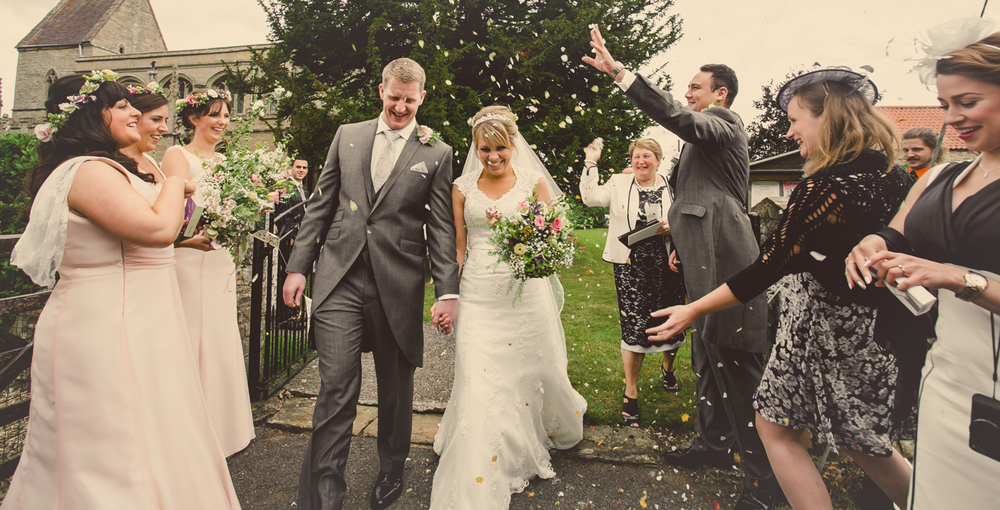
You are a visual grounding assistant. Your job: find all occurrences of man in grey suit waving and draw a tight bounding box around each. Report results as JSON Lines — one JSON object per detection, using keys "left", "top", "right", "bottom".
{"left": 584, "top": 27, "right": 779, "bottom": 510}
{"left": 283, "top": 58, "right": 459, "bottom": 510}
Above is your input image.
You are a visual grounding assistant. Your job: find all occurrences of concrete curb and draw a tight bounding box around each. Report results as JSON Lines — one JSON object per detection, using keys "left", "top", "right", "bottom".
{"left": 264, "top": 396, "right": 667, "bottom": 467}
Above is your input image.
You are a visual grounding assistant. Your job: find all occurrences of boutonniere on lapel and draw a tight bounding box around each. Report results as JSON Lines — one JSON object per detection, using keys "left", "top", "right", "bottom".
{"left": 417, "top": 125, "right": 443, "bottom": 146}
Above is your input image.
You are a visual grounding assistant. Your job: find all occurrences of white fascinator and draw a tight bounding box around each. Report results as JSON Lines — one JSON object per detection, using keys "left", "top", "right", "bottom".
{"left": 911, "top": 17, "right": 997, "bottom": 87}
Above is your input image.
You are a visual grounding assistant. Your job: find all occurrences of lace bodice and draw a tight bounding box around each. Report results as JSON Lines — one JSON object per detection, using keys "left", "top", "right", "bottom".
{"left": 454, "top": 166, "right": 541, "bottom": 273}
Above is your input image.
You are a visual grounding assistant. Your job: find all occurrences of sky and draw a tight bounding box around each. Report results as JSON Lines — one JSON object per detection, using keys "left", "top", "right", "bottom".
{"left": 1, "top": 0, "right": 997, "bottom": 160}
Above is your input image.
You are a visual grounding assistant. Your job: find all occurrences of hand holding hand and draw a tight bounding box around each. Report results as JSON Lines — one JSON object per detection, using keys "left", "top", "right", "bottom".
{"left": 646, "top": 304, "right": 694, "bottom": 342}
{"left": 581, "top": 25, "right": 618, "bottom": 75}
{"left": 845, "top": 234, "right": 887, "bottom": 289}
{"left": 283, "top": 272, "right": 306, "bottom": 308}
{"left": 431, "top": 299, "right": 459, "bottom": 335}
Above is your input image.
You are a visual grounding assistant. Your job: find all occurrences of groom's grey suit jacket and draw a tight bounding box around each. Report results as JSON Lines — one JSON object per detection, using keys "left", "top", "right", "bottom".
{"left": 625, "top": 74, "right": 767, "bottom": 353}
{"left": 286, "top": 118, "right": 459, "bottom": 366}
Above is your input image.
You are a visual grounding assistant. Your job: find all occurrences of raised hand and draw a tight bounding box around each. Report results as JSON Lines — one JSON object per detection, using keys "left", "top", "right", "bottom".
{"left": 581, "top": 25, "right": 618, "bottom": 75}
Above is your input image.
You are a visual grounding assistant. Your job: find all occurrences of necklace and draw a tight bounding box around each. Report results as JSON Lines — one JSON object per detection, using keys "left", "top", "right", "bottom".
{"left": 981, "top": 160, "right": 999, "bottom": 179}
{"left": 635, "top": 176, "right": 657, "bottom": 187}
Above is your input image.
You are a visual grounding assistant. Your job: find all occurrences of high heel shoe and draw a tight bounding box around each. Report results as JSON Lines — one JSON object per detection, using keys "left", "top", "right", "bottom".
{"left": 621, "top": 390, "right": 640, "bottom": 428}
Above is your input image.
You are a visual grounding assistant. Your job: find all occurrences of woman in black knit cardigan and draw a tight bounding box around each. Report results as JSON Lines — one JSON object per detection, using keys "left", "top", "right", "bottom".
{"left": 647, "top": 69, "right": 913, "bottom": 510}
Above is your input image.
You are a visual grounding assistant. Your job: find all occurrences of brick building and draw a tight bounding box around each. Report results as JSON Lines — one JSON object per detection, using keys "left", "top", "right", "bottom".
{"left": 8, "top": 0, "right": 273, "bottom": 159}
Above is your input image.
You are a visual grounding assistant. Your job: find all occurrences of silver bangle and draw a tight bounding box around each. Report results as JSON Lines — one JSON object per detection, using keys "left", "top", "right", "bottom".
{"left": 612, "top": 62, "right": 624, "bottom": 76}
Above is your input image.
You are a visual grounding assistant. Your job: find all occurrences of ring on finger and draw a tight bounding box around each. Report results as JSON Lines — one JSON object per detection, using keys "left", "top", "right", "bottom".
{"left": 897, "top": 264, "right": 907, "bottom": 276}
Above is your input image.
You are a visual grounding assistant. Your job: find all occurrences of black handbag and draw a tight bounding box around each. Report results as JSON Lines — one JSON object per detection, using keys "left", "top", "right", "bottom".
{"left": 969, "top": 313, "right": 1000, "bottom": 462}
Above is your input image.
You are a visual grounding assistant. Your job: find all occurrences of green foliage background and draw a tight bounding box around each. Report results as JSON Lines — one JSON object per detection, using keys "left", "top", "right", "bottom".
{"left": 0, "top": 132, "right": 39, "bottom": 298}
{"left": 746, "top": 68, "right": 808, "bottom": 161}
{"left": 230, "top": 0, "right": 682, "bottom": 210}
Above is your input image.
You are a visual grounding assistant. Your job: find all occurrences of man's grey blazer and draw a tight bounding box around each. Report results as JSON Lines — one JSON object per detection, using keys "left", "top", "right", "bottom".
{"left": 625, "top": 74, "right": 767, "bottom": 353}
{"left": 286, "top": 118, "right": 460, "bottom": 365}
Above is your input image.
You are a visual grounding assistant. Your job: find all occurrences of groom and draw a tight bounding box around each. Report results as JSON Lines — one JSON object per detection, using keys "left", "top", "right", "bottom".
{"left": 283, "top": 57, "right": 459, "bottom": 510}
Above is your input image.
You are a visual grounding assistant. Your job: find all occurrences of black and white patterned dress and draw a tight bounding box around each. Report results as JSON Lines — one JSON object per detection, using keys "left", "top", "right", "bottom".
{"left": 613, "top": 183, "right": 686, "bottom": 353}
{"left": 726, "top": 150, "right": 912, "bottom": 456}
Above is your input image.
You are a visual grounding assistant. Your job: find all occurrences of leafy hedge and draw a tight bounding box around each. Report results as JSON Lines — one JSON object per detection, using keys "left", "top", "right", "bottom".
{"left": 0, "top": 132, "right": 39, "bottom": 298}
{"left": 0, "top": 132, "right": 36, "bottom": 235}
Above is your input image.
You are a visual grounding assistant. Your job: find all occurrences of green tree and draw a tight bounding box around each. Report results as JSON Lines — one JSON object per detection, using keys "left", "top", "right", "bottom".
{"left": 746, "top": 69, "right": 807, "bottom": 161}
{"left": 233, "top": 0, "right": 682, "bottom": 195}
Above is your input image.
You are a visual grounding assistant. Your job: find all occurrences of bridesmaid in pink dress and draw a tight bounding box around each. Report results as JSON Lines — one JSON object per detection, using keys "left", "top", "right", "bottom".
{"left": 7, "top": 75, "right": 240, "bottom": 509}
{"left": 160, "top": 90, "right": 255, "bottom": 457}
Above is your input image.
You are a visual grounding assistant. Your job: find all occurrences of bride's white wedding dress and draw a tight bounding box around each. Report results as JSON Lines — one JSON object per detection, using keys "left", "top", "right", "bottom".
{"left": 430, "top": 165, "right": 587, "bottom": 510}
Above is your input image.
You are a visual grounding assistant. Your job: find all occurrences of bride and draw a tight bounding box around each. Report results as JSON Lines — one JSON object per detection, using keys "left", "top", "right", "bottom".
{"left": 428, "top": 106, "right": 587, "bottom": 509}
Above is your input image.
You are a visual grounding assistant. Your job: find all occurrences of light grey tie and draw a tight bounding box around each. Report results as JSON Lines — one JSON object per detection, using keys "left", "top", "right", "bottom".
{"left": 373, "top": 130, "right": 402, "bottom": 192}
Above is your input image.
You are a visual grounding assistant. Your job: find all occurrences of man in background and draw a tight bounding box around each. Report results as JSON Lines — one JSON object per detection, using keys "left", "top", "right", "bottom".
{"left": 901, "top": 127, "right": 946, "bottom": 180}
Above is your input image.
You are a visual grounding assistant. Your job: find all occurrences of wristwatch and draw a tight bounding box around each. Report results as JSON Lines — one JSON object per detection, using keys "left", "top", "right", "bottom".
{"left": 612, "top": 62, "right": 624, "bottom": 76}
{"left": 956, "top": 271, "right": 989, "bottom": 302}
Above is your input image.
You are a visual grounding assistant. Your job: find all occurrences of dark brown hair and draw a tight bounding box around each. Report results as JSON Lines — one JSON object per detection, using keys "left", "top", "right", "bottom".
{"left": 30, "top": 75, "right": 149, "bottom": 196}
{"left": 937, "top": 32, "right": 1000, "bottom": 85}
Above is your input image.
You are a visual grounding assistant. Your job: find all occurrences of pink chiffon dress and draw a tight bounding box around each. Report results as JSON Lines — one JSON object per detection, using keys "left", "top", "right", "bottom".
{"left": 2, "top": 157, "right": 240, "bottom": 509}
{"left": 165, "top": 145, "right": 254, "bottom": 457}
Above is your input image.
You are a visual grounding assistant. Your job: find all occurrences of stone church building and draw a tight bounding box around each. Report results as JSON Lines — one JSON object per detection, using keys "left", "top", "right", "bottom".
{"left": 8, "top": 0, "right": 273, "bottom": 159}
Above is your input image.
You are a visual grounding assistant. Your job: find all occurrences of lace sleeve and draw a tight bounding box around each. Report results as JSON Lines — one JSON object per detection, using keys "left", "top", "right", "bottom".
{"left": 453, "top": 171, "right": 477, "bottom": 197}
{"left": 727, "top": 175, "right": 847, "bottom": 302}
{"left": 10, "top": 156, "right": 92, "bottom": 288}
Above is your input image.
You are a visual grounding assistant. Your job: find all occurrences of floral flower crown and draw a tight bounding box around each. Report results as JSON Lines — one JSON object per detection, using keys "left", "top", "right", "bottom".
{"left": 34, "top": 69, "right": 119, "bottom": 142}
{"left": 175, "top": 89, "right": 233, "bottom": 112}
{"left": 127, "top": 81, "right": 166, "bottom": 97}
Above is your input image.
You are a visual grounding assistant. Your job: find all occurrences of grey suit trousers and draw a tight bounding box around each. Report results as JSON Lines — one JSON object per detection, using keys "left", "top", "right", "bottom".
{"left": 297, "top": 251, "right": 415, "bottom": 510}
{"left": 689, "top": 330, "right": 776, "bottom": 492}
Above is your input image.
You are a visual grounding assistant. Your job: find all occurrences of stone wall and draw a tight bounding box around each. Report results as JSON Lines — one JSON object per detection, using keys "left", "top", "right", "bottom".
{"left": 89, "top": 0, "right": 166, "bottom": 57}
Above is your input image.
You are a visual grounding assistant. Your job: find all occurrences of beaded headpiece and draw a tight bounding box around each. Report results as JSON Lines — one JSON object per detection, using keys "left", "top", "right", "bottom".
{"left": 472, "top": 113, "right": 514, "bottom": 128}
{"left": 175, "top": 89, "right": 233, "bottom": 112}
{"left": 34, "top": 69, "right": 119, "bottom": 142}
{"left": 127, "top": 81, "right": 166, "bottom": 97}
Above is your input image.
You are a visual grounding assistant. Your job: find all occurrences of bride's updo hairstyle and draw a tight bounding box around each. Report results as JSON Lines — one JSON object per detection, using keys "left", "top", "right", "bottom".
{"left": 937, "top": 32, "right": 1000, "bottom": 85}
{"left": 30, "top": 74, "right": 145, "bottom": 196}
{"left": 471, "top": 106, "right": 518, "bottom": 154}
{"left": 177, "top": 89, "right": 231, "bottom": 133}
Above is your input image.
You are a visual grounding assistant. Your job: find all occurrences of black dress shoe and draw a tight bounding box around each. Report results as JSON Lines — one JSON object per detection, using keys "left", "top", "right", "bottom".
{"left": 370, "top": 470, "right": 404, "bottom": 510}
{"left": 662, "top": 445, "right": 734, "bottom": 470}
{"left": 733, "top": 486, "right": 777, "bottom": 510}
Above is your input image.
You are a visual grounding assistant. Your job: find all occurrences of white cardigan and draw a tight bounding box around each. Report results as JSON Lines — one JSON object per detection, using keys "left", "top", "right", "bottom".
{"left": 579, "top": 167, "right": 672, "bottom": 264}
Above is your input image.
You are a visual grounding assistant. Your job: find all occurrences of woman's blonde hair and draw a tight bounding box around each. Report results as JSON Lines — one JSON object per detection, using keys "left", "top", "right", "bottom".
{"left": 793, "top": 81, "right": 899, "bottom": 175}
{"left": 628, "top": 138, "right": 663, "bottom": 162}
{"left": 471, "top": 105, "right": 518, "bottom": 153}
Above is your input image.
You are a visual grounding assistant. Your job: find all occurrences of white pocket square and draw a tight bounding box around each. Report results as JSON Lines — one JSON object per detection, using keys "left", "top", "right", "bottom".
{"left": 409, "top": 162, "right": 429, "bottom": 174}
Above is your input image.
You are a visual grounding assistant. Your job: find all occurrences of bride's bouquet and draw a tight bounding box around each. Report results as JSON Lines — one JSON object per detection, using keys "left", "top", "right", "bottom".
{"left": 485, "top": 190, "right": 578, "bottom": 299}
{"left": 195, "top": 89, "right": 294, "bottom": 260}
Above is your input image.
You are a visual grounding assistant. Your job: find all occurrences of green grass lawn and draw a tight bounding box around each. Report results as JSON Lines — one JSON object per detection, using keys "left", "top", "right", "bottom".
{"left": 424, "top": 228, "right": 698, "bottom": 433}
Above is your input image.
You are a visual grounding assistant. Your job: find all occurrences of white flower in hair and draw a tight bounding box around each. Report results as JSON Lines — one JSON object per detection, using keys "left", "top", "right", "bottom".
{"left": 911, "top": 17, "right": 997, "bottom": 88}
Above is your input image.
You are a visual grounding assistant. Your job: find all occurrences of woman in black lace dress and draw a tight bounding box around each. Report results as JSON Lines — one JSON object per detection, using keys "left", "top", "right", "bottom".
{"left": 646, "top": 69, "right": 913, "bottom": 509}
{"left": 580, "top": 138, "right": 685, "bottom": 428}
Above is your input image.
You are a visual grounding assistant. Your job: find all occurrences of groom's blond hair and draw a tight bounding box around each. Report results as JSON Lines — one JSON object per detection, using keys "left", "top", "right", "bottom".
{"left": 382, "top": 58, "right": 426, "bottom": 92}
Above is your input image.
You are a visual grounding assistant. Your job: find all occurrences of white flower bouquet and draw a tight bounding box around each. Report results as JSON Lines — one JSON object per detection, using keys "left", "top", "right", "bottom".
{"left": 195, "top": 90, "right": 294, "bottom": 260}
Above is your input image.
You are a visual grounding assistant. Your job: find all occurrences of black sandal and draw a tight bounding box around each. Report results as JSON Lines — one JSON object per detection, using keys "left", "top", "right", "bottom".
{"left": 621, "top": 390, "right": 640, "bottom": 428}
{"left": 661, "top": 365, "right": 679, "bottom": 392}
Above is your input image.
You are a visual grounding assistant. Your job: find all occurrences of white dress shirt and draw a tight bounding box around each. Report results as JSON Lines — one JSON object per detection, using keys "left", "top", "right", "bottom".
{"left": 371, "top": 115, "right": 417, "bottom": 184}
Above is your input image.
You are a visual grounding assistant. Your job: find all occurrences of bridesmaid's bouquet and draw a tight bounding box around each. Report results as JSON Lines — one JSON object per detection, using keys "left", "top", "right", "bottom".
{"left": 195, "top": 89, "right": 294, "bottom": 259}
{"left": 485, "top": 191, "right": 579, "bottom": 299}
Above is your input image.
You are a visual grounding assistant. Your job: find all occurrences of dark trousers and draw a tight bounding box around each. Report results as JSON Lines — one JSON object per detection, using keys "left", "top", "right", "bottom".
{"left": 690, "top": 331, "right": 778, "bottom": 492}
{"left": 297, "top": 253, "right": 415, "bottom": 510}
